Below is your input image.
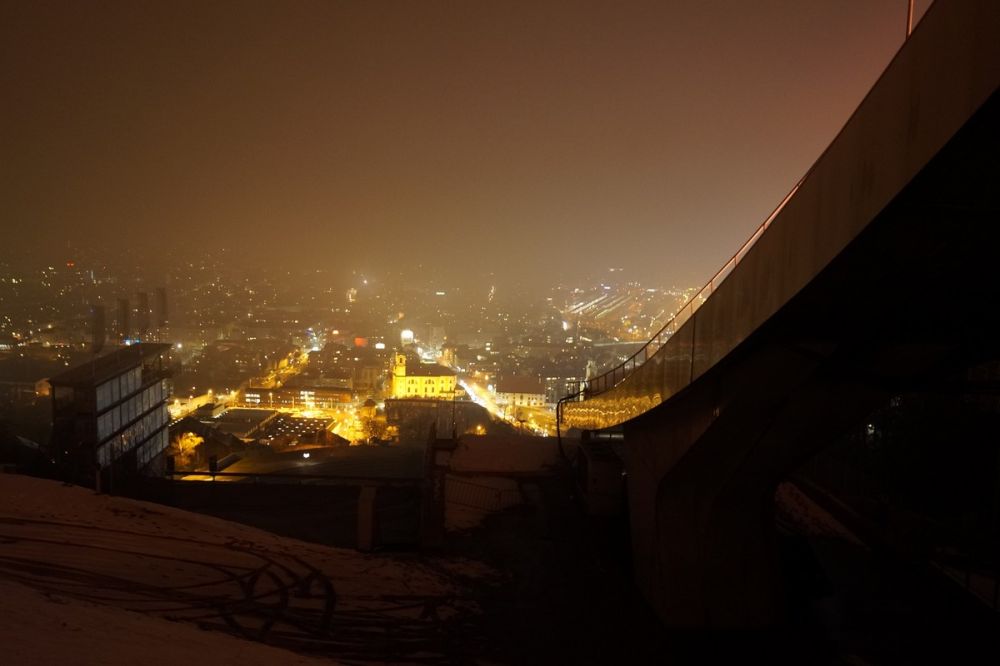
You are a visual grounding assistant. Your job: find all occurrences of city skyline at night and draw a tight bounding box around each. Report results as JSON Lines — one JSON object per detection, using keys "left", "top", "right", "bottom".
{"left": 3, "top": 2, "right": 1000, "bottom": 664}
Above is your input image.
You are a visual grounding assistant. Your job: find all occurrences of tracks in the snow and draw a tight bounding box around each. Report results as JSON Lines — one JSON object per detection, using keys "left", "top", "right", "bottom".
{"left": 0, "top": 516, "right": 485, "bottom": 664}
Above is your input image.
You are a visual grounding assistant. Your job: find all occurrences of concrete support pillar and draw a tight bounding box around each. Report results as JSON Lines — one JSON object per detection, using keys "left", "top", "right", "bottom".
{"left": 626, "top": 345, "right": 888, "bottom": 629}
{"left": 357, "top": 485, "right": 378, "bottom": 551}
{"left": 421, "top": 437, "right": 457, "bottom": 547}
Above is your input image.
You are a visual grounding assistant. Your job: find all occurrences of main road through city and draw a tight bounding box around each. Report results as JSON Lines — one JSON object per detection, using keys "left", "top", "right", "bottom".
{"left": 459, "top": 377, "right": 555, "bottom": 436}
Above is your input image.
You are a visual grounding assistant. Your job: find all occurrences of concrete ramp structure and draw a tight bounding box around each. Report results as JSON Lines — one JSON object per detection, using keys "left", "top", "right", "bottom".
{"left": 561, "top": 0, "right": 1000, "bottom": 628}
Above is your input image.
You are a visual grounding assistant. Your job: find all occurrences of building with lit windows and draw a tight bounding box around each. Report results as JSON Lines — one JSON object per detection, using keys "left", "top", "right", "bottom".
{"left": 242, "top": 384, "right": 352, "bottom": 409}
{"left": 50, "top": 343, "right": 172, "bottom": 478}
{"left": 495, "top": 376, "right": 546, "bottom": 408}
{"left": 389, "top": 353, "right": 456, "bottom": 399}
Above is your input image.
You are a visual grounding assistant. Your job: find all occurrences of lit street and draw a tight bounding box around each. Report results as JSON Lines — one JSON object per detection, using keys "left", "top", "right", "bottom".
{"left": 460, "top": 377, "right": 554, "bottom": 436}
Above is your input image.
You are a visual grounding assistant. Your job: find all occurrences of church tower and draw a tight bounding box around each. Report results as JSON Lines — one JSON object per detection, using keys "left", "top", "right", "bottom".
{"left": 393, "top": 353, "right": 407, "bottom": 378}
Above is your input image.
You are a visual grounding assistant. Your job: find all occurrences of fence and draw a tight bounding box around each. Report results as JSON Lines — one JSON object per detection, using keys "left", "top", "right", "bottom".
{"left": 445, "top": 476, "right": 523, "bottom": 513}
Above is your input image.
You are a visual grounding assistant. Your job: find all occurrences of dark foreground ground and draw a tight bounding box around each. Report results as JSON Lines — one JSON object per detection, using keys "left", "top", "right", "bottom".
{"left": 432, "top": 473, "right": 999, "bottom": 666}
{"left": 128, "top": 465, "right": 999, "bottom": 665}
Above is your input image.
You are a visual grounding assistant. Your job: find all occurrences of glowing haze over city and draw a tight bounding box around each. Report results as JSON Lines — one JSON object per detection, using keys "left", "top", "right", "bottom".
{"left": 3, "top": 0, "right": 928, "bottom": 286}
{"left": 7, "top": 2, "right": 1000, "bottom": 665}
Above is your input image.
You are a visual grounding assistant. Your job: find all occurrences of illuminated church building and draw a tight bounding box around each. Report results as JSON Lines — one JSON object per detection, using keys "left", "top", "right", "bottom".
{"left": 390, "top": 353, "right": 457, "bottom": 399}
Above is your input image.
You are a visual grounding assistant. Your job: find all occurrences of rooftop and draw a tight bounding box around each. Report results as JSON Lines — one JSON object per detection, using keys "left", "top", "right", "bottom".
{"left": 406, "top": 362, "right": 456, "bottom": 377}
{"left": 48, "top": 343, "right": 171, "bottom": 387}
{"left": 496, "top": 376, "right": 544, "bottom": 395}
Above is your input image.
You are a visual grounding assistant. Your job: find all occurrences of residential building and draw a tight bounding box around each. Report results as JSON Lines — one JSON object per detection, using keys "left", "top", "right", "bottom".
{"left": 495, "top": 376, "right": 546, "bottom": 408}
{"left": 50, "top": 343, "right": 172, "bottom": 475}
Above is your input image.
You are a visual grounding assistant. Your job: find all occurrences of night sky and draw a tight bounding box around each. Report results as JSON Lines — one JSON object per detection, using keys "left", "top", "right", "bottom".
{"left": 1, "top": 1, "right": 929, "bottom": 287}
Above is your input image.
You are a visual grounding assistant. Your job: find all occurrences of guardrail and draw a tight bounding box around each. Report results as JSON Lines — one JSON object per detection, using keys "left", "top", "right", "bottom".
{"left": 561, "top": 0, "right": 935, "bottom": 408}
{"left": 566, "top": 177, "right": 804, "bottom": 404}
{"left": 445, "top": 476, "right": 523, "bottom": 512}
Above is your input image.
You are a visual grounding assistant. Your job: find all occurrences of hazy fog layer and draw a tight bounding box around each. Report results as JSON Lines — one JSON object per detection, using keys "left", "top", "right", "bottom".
{"left": 1, "top": 0, "right": 928, "bottom": 288}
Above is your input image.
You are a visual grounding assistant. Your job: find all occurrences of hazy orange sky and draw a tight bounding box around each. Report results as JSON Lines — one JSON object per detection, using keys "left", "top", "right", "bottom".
{"left": 1, "top": 0, "right": 930, "bottom": 287}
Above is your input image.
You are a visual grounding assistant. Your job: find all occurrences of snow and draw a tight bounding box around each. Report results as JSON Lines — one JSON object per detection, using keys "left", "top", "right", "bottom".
{"left": 0, "top": 578, "right": 331, "bottom": 666}
{"left": 440, "top": 435, "right": 576, "bottom": 531}
{"left": 448, "top": 435, "right": 577, "bottom": 474}
{"left": 0, "top": 474, "right": 494, "bottom": 664}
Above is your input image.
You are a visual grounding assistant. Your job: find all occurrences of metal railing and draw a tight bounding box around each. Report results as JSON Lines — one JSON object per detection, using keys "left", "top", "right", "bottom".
{"left": 445, "top": 476, "right": 523, "bottom": 512}
{"left": 568, "top": 177, "right": 804, "bottom": 403}
{"left": 563, "top": 0, "right": 936, "bottom": 408}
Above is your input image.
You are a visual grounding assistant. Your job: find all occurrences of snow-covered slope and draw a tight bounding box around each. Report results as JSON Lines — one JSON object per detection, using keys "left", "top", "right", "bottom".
{"left": 0, "top": 475, "right": 494, "bottom": 664}
{"left": 0, "top": 578, "right": 331, "bottom": 666}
